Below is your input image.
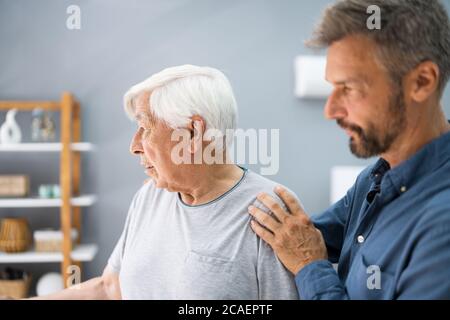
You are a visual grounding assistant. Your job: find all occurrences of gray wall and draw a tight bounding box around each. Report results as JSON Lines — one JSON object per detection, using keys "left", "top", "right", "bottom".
{"left": 1, "top": 0, "right": 449, "bottom": 283}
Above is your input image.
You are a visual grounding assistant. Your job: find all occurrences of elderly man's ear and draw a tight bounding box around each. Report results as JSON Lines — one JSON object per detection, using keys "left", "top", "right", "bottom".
{"left": 188, "top": 115, "right": 206, "bottom": 154}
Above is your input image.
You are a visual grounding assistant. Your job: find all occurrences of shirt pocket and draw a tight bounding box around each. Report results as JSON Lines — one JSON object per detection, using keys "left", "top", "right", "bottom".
{"left": 346, "top": 253, "right": 394, "bottom": 300}
{"left": 176, "top": 251, "right": 236, "bottom": 299}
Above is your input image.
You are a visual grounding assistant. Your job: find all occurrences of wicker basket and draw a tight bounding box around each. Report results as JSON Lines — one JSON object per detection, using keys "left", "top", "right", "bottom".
{"left": 0, "top": 175, "right": 29, "bottom": 197}
{"left": 35, "top": 239, "right": 63, "bottom": 252}
{"left": 34, "top": 229, "right": 78, "bottom": 252}
{"left": 0, "top": 275, "right": 31, "bottom": 299}
{"left": 0, "top": 218, "right": 31, "bottom": 253}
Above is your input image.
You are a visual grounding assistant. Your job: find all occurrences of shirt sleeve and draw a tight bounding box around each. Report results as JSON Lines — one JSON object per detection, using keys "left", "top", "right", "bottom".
{"left": 107, "top": 192, "right": 138, "bottom": 274}
{"left": 257, "top": 239, "right": 299, "bottom": 299}
{"left": 295, "top": 260, "right": 349, "bottom": 299}
{"left": 312, "top": 181, "right": 357, "bottom": 263}
{"left": 294, "top": 180, "right": 359, "bottom": 300}
{"left": 252, "top": 192, "right": 300, "bottom": 299}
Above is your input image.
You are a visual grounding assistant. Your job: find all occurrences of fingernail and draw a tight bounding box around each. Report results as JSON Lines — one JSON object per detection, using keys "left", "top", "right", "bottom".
{"left": 248, "top": 205, "right": 254, "bottom": 212}
{"left": 275, "top": 186, "right": 282, "bottom": 192}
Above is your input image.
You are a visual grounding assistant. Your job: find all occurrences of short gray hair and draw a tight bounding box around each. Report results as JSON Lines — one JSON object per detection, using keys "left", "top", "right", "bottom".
{"left": 307, "top": 0, "right": 450, "bottom": 97}
{"left": 124, "top": 65, "right": 238, "bottom": 147}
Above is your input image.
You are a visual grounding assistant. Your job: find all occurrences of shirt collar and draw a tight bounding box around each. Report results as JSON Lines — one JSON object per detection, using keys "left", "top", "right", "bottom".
{"left": 370, "top": 158, "right": 391, "bottom": 181}
{"left": 379, "top": 123, "right": 450, "bottom": 197}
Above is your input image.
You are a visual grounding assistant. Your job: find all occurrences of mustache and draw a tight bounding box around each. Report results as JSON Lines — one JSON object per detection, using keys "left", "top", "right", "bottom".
{"left": 337, "top": 119, "right": 363, "bottom": 136}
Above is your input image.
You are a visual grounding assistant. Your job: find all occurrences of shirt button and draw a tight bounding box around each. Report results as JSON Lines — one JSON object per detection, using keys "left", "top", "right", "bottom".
{"left": 400, "top": 186, "right": 407, "bottom": 193}
{"left": 357, "top": 235, "right": 365, "bottom": 244}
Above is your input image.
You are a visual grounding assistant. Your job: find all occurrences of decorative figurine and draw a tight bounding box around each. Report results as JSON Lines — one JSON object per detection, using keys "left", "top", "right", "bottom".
{"left": 0, "top": 109, "right": 22, "bottom": 144}
{"left": 41, "top": 111, "right": 56, "bottom": 142}
{"left": 31, "top": 108, "right": 56, "bottom": 142}
{"left": 31, "top": 108, "right": 44, "bottom": 142}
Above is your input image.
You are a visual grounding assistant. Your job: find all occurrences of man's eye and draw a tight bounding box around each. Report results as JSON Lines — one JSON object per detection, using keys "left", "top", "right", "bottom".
{"left": 142, "top": 127, "right": 151, "bottom": 137}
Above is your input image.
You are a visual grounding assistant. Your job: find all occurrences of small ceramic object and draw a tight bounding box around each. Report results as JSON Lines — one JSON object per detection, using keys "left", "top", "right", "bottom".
{"left": 36, "top": 273, "right": 64, "bottom": 296}
{"left": 0, "top": 109, "right": 22, "bottom": 145}
{"left": 51, "top": 185, "right": 61, "bottom": 198}
{"left": 38, "top": 185, "right": 52, "bottom": 198}
{"left": 31, "top": 108, "right": 44, "bottom": 142}
{"left": 41, "top": 112, "right": 56, "bottom": 142}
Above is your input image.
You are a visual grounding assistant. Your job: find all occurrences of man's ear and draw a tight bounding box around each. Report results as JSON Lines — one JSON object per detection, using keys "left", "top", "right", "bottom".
{"left": 405, "top": 60, "right": 440, "bottom": 103}
{"left": 188, "top": 115, "right": 206, "bottom": 154}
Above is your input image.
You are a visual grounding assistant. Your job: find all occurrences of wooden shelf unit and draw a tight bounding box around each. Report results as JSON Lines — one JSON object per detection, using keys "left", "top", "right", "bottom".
{"left": 0, "top": 195, "right": 97, "bottom": 208}
{"left": 0, "top": 92, "right": 96, "bottom": 288}
{"left": 0, "top": 244, "right": 98, "bottom": 263}
{"left": 0, "top": 142, "right": 95, "bottom": 152}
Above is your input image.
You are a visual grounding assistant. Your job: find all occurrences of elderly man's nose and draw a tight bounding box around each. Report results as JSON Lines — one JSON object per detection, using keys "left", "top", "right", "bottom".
{"left": 324, "top": 90, "right": 347, "bottom": 120}
{"left": 130, "top": 132, "right": 143, "bottom": 155}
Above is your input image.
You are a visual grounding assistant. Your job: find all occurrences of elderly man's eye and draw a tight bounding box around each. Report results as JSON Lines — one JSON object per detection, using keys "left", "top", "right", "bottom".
{"left": 142, "top": 127, "right": 152, "bottom": 137}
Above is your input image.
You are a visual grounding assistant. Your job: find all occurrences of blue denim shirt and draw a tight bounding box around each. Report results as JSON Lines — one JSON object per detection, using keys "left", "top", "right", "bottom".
{"left": 296, "top": 128, "right": 450, "bottom": 299}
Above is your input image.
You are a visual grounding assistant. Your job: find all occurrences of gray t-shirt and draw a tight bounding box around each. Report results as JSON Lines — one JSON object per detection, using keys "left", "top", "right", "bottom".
{"left": 108, "top": 168, "right": 299, "bottom": 300}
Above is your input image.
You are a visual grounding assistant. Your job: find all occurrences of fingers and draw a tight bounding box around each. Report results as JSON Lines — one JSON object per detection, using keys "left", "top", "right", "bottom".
{"left": 250, "top": 220, "right": 275, "bottom": 246}
{"left": 248, "top": 205, "right": 280, "bottom": 232}
{"left": 256, "top": 192, "right": 290, "bottom": 223}
{"left": 274, "top": 186, "right": 307, "bottom": 219}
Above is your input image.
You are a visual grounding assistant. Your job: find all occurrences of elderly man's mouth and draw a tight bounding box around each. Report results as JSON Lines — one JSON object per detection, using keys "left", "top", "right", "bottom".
{"left": 145, "top": 166, "right": 155, "bottom": 174}
{"left": 140, "top": 161, "right": 154, "bottom": 170}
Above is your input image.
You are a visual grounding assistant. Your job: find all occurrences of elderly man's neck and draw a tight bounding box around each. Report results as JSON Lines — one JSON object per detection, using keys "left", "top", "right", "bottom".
{"left": 382, "top": 105, "right": 450, "bottom": 168}
{"left": 178, "top": 164, "right": 244, "bottom": 206}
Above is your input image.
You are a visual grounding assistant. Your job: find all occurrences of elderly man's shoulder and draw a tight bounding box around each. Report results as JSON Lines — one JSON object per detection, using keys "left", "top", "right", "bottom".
{"left": 246, "top": 171, "right": 292, "bottom": 192}
{"left": 245, "top": 170, "right": 301, "bottom": 208}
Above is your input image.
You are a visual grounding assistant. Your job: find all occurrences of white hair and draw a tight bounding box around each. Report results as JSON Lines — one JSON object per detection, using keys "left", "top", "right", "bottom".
{"left": 124, "top": 64, "right": 238, "bottom": 147}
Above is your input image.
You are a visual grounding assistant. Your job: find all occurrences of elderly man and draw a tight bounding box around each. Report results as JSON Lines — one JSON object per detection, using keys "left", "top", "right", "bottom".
{"left": 249, "top": 0, "right": 450, "bottom": 299}
{"left": 31, "top": 65, "right": 298, "bottom": 299}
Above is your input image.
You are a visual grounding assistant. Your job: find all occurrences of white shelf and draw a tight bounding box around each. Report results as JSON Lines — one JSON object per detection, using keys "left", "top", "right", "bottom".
{"left": 0, "top": 244, "right": 98, "bottom": 263}
{"left": 0, "top": 195, "right": 97, "bottom": 208}
{"left": 0, "top": 142, "right": 95, "bottom": 152}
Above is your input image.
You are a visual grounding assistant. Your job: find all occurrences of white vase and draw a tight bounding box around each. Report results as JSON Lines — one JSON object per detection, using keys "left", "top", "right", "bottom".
{"left": 0, "top": 109, "right": 22, "bottom": 144}
{"left": 36, "top": 272, "right": 64, "bottom": 296}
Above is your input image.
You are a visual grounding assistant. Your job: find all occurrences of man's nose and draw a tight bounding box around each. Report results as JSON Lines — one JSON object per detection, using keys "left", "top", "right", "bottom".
{"left": 130, "top": 131, "right": 143, "bottom": 155}
{"left": 324, "top": 89, "right": 347, "bottom": 120}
